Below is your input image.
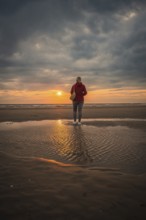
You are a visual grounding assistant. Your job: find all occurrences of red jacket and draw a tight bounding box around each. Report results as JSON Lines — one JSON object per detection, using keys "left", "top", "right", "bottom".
{"left": 70, "top": 82, "right": 87, "bottom": 102}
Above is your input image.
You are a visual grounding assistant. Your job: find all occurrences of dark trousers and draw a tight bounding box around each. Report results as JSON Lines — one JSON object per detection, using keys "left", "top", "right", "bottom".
{"left": 73, "top": 101, "right": 84, "bottom": 122}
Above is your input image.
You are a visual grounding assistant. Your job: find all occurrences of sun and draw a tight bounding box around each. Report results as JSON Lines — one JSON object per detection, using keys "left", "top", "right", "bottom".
{"left": 56, "top": 91, "right": 63, "bottom": 96}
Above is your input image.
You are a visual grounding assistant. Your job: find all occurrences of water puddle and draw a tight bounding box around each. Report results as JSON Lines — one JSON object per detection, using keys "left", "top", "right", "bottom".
{"left": 0, "top": 119, "right": 146, "bottom": 174}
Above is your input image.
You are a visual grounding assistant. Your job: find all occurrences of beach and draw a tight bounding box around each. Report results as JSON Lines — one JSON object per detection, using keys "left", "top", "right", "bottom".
{"left": 0, "top": 105, "right": 146, "bottom": 219}
{"left": 0, "top": 104, "right": 146, "bottom": 122}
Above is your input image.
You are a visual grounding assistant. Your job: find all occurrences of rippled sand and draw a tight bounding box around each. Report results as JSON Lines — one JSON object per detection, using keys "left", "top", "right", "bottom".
{"left": 0, "top": 119, "right": 146, "bottom": 219}
{"left": 0, "top": 119, "right": 146, "bottom": 174}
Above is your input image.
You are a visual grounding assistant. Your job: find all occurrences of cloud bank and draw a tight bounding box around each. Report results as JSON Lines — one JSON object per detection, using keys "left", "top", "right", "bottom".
{"left": 0, "top": 0, "right": 146, "bottom": 101}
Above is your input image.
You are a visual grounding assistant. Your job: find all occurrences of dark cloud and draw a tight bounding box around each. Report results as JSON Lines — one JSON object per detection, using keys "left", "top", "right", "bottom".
{"left": 0, "top": 0, "right": 146, "bottom": 93}
{"left": 0, "top": 0, "right": 82, "bottom": 56}
{"left": 86, "top": 0, "right": 146, "bottom": 13}
{"left": 0, "top": 0, "right": 31, "bottom": 15}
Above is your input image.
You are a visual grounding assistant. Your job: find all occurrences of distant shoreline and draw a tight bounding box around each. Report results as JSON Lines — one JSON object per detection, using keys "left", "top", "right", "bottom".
{"left": 0, "top": 105, "right": 146, "bottom": 122}
{"left": 0, "top": 103, "right": 146, "bottom": 109}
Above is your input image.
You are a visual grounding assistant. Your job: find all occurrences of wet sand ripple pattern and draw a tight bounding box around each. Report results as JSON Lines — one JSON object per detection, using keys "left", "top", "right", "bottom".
{"left": 0, "top": 119, "right": 146, "bottom": 174}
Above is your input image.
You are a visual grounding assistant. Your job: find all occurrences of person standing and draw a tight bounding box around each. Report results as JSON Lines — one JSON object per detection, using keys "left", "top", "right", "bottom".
{"left": 70, "top": 77, "right": 87, "bottom": 125}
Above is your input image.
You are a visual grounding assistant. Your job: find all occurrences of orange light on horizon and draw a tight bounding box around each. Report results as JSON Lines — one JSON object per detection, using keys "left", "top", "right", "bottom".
{"left": 0, "top": 88, "right": 146, "bottom": 104}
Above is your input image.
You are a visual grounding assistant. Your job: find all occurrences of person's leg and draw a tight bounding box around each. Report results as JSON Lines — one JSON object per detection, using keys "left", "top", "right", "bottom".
{"left": 78, "top": 102, "right": 83, "bottom": 122}
{"left": 73, "top": 101, "right": 78, "bottom": 122}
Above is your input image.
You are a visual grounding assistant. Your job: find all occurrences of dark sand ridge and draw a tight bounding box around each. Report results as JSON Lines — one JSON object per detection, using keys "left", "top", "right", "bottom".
{"left": 0, "top": 105, "right": 146, "bottom": 122}
{"left": 0, "top": 151, "right": 146, "bottom": 220}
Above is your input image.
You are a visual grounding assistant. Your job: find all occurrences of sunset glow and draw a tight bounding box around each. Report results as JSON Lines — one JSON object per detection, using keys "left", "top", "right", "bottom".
{"left": 0, "top": 88, "right": 146, "bottom": 104}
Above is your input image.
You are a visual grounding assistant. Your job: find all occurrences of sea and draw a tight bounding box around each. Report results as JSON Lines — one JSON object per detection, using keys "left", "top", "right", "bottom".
{"left": 0, "top": 103, "right": 146, "bottom": 109}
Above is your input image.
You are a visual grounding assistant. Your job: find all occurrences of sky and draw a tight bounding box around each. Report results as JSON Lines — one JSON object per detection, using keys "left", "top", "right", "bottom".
{"left": 0, "top": 0, "right": 146, "bottom": 104}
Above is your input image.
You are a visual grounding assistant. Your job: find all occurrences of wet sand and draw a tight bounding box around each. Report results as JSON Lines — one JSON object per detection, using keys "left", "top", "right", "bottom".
{"left": 0, "top": 152, "right": 146, "bottom": 220}
{"left": 1, "top": 119, "right": 146, "bottom": 174}
{"left": 0, "top": 108, "right": 146, "bottom": 219}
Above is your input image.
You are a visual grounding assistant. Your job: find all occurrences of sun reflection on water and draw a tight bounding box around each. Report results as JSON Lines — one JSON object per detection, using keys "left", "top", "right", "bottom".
{"left": 52, "top": 122, "right": 92, "bottom": 164}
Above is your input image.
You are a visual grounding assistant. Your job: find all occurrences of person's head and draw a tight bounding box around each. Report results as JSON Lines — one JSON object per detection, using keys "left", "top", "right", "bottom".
{"left": 76, "top": 76, "right": 81, "bottom": 83}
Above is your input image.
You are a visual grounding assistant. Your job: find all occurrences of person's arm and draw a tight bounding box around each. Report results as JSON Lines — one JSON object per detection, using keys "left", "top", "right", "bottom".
{"left": 83, "top": 85, "right": 87, "bottom": 96}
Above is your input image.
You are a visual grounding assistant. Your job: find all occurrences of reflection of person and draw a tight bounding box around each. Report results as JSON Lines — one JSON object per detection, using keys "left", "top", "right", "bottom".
{"left": 71, "top": 126, "right": 93, "bottom": 163}
{"left": 70, "top": 77, "right": 87, "bottom": 125}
